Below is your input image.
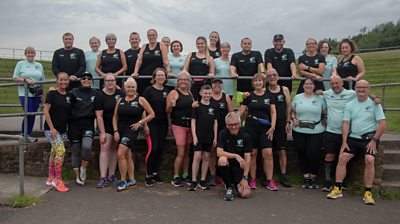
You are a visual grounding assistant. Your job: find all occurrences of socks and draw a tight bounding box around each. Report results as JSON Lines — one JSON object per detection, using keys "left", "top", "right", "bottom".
{"left": 365, "top": 187, "right": 372, "bottom": 192}
{"left": 335, "top": 182, "right": 343, "bottom": 190}
{"left": 182, "top": 172, "right": 189, "bottom": 179}
{"left": 324, "top": 161, "right": 333, "bottom": 182}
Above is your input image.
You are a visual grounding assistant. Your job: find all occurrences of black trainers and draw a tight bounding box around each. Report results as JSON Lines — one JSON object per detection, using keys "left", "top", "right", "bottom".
{"left": 280, "top": 177, "right": 292, "bottom": 188}
{"left": 224, "top": 187, "right": 234, "bottom": 201}
{"left": 321, "top": 181, "right": 333, "bottom": 192}
{"left": 188, "top": 181, "right": 197, "bottom": 191}
{"left": 182, "top": 176, "right": 191, "bottom": 185}
{"left": 302, "top": 178, "right": 311, "bottom": 188}
{"left": 145, "top": 177, "right": 154, "bottom": 187}
{"left": 152, "top": 174, "right": 164, "bottom": 183}
{"left": 198, "top": 180, "right": 209, "bottom": 190}
{"left": 310, "top": 178, "right": 319, "bottom": 189}
{"left": 171, "top": 177, "right": 182, "bottom": 187}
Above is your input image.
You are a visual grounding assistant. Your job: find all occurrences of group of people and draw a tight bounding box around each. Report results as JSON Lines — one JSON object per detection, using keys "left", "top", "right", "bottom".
{"left": 12, "top": 30, "right": 385, "bottom": 204}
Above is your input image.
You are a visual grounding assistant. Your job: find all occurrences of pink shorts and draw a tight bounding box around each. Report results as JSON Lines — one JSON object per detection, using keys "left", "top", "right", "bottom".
{"left": 171, "top": 124, "right": 193, "bottom": 146}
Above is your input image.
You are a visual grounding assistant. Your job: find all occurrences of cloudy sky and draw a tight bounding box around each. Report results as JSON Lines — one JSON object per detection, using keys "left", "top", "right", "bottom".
{"left": 1, "top": 0, "right": 399, "bottom": 59}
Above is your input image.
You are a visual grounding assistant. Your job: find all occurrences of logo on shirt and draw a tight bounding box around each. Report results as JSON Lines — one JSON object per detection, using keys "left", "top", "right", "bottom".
{"left": 343, "top": 62, "right": 350, "bottom": 67}
{"left": 131, "top": 101, "right": 139, "bottom": 107}
{"left": 154, "top": 50, "right": 161, "bottom": 56}
{"left": 249, "top": 57, "right": 256, "bottom": 63}
{"left": 202, "top": 59, "right": 207, "bottom": 64}
{"left": 251, "top": 99, "right": 258, "bottom": 103}
{"left": 76, "top": 97, "right": 82, "bottom": 101}
{"left": 219, "top": 102, "right": 226, "bottom": 109}
{"left": 263, "top": 99, "right": 270, "bottom": 105}
{"left": 215, "top": 52, "right": 220, "bottom": 57}
{"left": 208, "top": 108, "right": 214, "bottom": 115}
{"left": 365, "top": 106, "right": 372, "bottom": 112}
{"left": 282, "top": 54, "right": 287, "bottom": 61}
{"left": 70, "top": 53, "right": 76, "bottom": 60}
{"left": 115, "top": 95, "right": 121, "bottom": 100}
{"left": 239, "top": 59, "right": 245, "bottom": 63}
{"left": 121, "top": 137, "right": 130, "bottom": 145}
{"left": 314, "top": 59, "right": 319, "bottom": 65}
{"left": 236, "top": 139, "right": 244, "bottom": 147}
{"left": 120, "top": 102, "right": 125, "bottom": 105}
{"left": 90, "top": 96, "right": 95, "bottom": 103}
{"left": 162, "top": 92, "right": 168, "bottom": 98}
{"left": 113, "top": 53, "right": 119, "bottom": 59}
{"left": 66, "top": 96, "right": 71, "bottom": 104}
{"left": 277, "top": 95, "right": 284, "bottom": 102}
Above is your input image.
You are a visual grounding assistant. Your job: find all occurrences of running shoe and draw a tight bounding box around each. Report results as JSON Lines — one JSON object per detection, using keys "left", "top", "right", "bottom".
{"left": 80, "top": 166, "right": 87, "bottom": 182}
{"left": 280, "top": 177, "right": 292, "bottom": 188}
{"left": 208, "top": 176, "right": 217, "bottom": 186}
{"left": 188, "top": 181, "right": 197, "bottom": 191}
{"left": 302, "top": 178, "right": 311, "bottom": 188}
{"left": 145, "top": 177, "right": 154, "bottom": 187}
{"left": 27, "top": 136, "right": 38, "bottom": 143}
{"left": 249, "top": 179, "right": 257, "bottom": 189}
{"left": 327, "top": 186, "right": 343, "bottom": 199}
{"left": 321, "top": 181, "right": 333, "bottom": 192}
{"left": 171, "top": 177, "right": 182, "bottom": 187}
{"left": 76, "top": 177, "right": 85, "bottom": 186}
{"left": 182, "top": 176, "right": 192, "bottom": 185}
{"left": 107, "top": 175, "right": 120, "bottom": 185}
{"left": 152, "top": 174, "right": 164, "bottom": 183}
{"left": 53, "top": 181, "right": 69, "bottom": 192}
{"left": 46, "top": 178, "right": 54, "bottom": 186}
{"left": 310, "top": 178, "right": 319, "bottom": 189}
{"left": 266, "top": 180, "right": 278, "bottom": 191}
{"left": 224, "top": 187, "right": 234, "bottom": 201}
{"left": 198, "top": 181, "right": 209, "bottom": 190}
{"left": 96, "top": 177, "right": 107, "bottom": 188}
{"left": 363, "top": 191, "right": 375, "bottom": 205}
{"left": 126, "top": 179, "right": 137, "bottom": 188}
{"left": 117, "top": 180, "right": 127, "bottom": 192}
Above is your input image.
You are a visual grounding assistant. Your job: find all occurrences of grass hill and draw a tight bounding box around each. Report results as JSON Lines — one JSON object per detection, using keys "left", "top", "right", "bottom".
{"left": 1, "top": 50, "right": 399, "bottom": 131}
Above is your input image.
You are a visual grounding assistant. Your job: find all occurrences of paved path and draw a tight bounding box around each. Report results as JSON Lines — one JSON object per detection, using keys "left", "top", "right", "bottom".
{"left": 0, "top": 180, "right": 399, "bottom": 224}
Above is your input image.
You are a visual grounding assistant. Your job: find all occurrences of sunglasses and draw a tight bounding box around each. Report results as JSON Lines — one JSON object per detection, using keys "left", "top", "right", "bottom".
{"left": 81, "top": 77, "right": 92, "bottom": 81}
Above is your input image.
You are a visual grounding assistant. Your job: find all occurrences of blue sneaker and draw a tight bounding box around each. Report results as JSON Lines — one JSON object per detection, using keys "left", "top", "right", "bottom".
{"left": 117, "top": 180, "right": 127, "bottom": 192}
{"left": 96, "top": 177, "right": 107, "bottom": 188}
{"left": 107, "top": 175, "right": 120, "bottom": 185}
{"left": 126, "top": 179, "right": 137, "bottom": 188}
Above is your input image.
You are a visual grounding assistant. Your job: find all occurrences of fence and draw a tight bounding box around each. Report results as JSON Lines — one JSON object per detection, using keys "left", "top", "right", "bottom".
{"left": 0, "top": 48, "right": 54, "bottom": 61}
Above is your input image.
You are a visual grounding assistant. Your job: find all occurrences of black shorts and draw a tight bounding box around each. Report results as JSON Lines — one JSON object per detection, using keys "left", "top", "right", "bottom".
{"left": 226, "top": 160, "right": 244, "bottom": 186}
{"left": 119, "top": 129, "right": 139, "bottom": 150}
{"left": 68, "top": 119, "right": 95, "bottom": 143}
{"left": 194, "top": 142, "right": 213, "bottom": 152}
{"left": 244, "top": 125, "right": 272, "bottom": 150}
{"left": 323, "top": 132, "right": 342, "bottom": 155}
{"left": 343, "top": 137, "right": 378, "bottom": 157}
{"left": 272, "top": 124, "right": 287, "bottom": 150}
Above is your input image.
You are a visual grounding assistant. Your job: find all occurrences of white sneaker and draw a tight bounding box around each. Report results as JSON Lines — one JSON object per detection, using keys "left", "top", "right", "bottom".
{"left": 76, "top": 177, "right": 85, "bottom": 186}
{"left": 80, "top": 166, "right": 87, "bottom": 182}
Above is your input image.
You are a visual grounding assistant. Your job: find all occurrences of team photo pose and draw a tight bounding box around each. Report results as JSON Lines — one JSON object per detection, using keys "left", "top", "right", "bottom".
{"left": 317, "top": 40, "right": 337, "bottom": 90}
{"left": 238, "top": 73, "right": 277, "bottom": 190}
{"left": 208, "top": 31, "right": 221, "bottom": 59}
{"left": 167, "top": 40, "right": 185, "bottom": 92}
{"left": 214, "top": 42, "right": 235, "bottom": 97}
{"left": 113, "top": 78, "right": 155, "bottom": 192}
{"left": 125, "top": 32, "right": 141, "bottom": 77}
{"left": 85, "top": 36, "right": 101, "bottom": 89}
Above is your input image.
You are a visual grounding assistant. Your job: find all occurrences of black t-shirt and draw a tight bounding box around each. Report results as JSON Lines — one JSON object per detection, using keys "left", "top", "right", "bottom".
{"left": 217, "top": 128, "right": 252, "bottom": 163}
{"left": 94, "top": 89, "right": 124, "bottom": 134}
{"left": 192, "top": 102, "right": 216, "bottom": 143}
{"left": 297, "top": 53, "right": 326, "bottom": 94}
{"left": 99, "top": 49, "right": 123, "bottom": 73}
{"left": 44, "top": 90, "right": 72, "bottom": 133}
{"left": 52, "top": 47, "right": 86, "bottom": 89}
{"left": 171, "top": 89, "right": 194, "bottom": 127}
{"left": 242, "top": 91, "right": 275, "bottom": 126}
{"left": 140, "top": 43, "right": 164, "bottom": 75}
{"left": 125, "top": 48, "right": 140, "bottom": 76}
{"left": 337, "top": 55, "right": 358, "bottom": 89}
{"left": 264, "top": 48, "right": 295, "bottom": 91}
{"left": 117, "top": 96, "right": 144, "bottom": 131}
{"left": 188, "top": 52, "right": 209, "bottom": 77}
{"left": 211, "top": 93, "right": 229, "bottom": 131}
{"left": 209, "top": 49, "right": 221, "bottom": 59}
{"left": 142, "top": 85, "right": 168, "bottom": 125}
{"left": 230, "top": 51, "right": 263, "bottom": 92}
{"left": 69, "top": 87, "right": 97, "bottom": 121}
{"left": 267, "top": 86, "right": 287, "bottom": 126}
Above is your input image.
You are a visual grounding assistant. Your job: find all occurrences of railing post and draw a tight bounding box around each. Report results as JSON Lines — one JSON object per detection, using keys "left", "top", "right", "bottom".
{"left": 18, "top": 137, "right": 25, "bottom": 196}
{"left": 23, "top": 82, "right": 28, "bottom": 143}
{"left": 382, "top": 85, "right": 386, "bottom": 110}
{"left": 348, "top": 80, "right": 353, "bottom": 90}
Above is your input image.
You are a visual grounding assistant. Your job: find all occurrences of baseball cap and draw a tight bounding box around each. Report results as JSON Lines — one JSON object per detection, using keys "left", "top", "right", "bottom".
{"left": 273, "top": 34, "right": 284, "bottom": 41}
{"left": 212, "top": 78, "right": 223, "bottom": 83}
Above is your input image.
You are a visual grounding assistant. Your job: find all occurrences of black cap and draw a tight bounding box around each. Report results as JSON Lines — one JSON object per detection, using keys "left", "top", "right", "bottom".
{"left": 81, "top": 72, "right": 93, "bottom": 78}
{"left": 212, "top": 78, "right": 223, "bottom": 83}
{"left": 273, "top": 34, "right": 284, "bottom": 41}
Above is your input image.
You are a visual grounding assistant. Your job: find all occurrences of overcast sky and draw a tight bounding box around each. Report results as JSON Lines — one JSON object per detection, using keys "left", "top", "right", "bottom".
{"left": 1, "top": 0, "right": 399, "bottom": 59}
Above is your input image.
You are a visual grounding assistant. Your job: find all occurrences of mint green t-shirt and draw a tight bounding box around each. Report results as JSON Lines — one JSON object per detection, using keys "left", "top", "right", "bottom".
{"left": 167, "top": 54, "right": 185, "bottom": 87}
{"left": 343, "top": 98, "right": 385, "bottom": 139}
{"left": 85, "top": 51, "right": 100, "bottom": 89}
{"left": 322, "top": 55, "right": 338, "bottom": 90}
{"left": 323, "top": 89, "right": 356, "bottom": 134}
{"left": 13, "top": 60, "right": 45, "bottom": 97}
{"left": 214, "top": 58, "right": 234, "bottom": 96}
{"left": 292, "top": 94, "right": 326, "bottom": 134}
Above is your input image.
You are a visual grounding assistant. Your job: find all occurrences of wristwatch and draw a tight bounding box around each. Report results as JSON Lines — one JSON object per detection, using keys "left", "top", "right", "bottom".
{"left": 242, "top": 176, "right": 248, "bottom": 180}
{"left": 372, "top": 137, "right": 379, "bottom": 142}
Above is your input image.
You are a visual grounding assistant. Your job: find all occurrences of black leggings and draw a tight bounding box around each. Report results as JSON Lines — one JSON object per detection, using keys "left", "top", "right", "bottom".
{"left": 146, "top": 123, "right": 168, "bottom": 175}
{"left": 292, "top": 131, "right": 324, "bottom": 175}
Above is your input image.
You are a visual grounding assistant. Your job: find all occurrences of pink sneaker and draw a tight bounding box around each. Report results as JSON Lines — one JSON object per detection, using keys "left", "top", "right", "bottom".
{"left": 46, "top": 178, "right": 53, "bottom": 186}
{"left": 249, "top": 179, "right": 257, "bottom": 189}
{"left": 266, "top": 179, "right": 278, "bottom": 191}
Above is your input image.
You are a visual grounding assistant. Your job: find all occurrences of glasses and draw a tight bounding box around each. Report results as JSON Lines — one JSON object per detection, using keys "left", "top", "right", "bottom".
{"left": 81, "top": 77, "right": 92, "bottom": 81}
{"left": 105, "top": 80, "right": 116, "bottom": 82}
{"left": 227, "top": 122, "right": 240, "bottom": 127}
{"left": 267, "top": 73, "right": 278, "bottom": 78}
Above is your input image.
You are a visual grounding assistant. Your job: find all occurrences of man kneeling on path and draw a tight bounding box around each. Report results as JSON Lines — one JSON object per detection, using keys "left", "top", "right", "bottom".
{"left": 217, "top": 112, "right": 251, "bottom": 201}
{"left": 327, "top": 80, "right": 385, "bottom": 205}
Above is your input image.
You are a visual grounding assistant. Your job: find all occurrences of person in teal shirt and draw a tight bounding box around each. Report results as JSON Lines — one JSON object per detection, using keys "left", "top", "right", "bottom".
{"left": 85, "top": 37, "right": 101, "bottom": 89}
{"left": 167, "top": 40, "right": 185, "bottom": 92}
{"left": 318, "top": 40, "right": 337, "bottom": 90}
{"left": 327, "top": 80, "right": 385, "bottom": 205}
{"left": 13, "top": 47, "right": 45, "bottom": 142}
{"left": 214, "top": 42, "right": 234, "bottom": 97}
{"left": 291, "top": 78, "right": 326, "bottom": 189}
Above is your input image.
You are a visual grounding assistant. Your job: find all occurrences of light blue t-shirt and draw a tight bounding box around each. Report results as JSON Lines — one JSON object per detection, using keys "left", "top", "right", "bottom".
{"left": 13, "top": 60, "right": 45, "bottom": 97}
{"left": 214, "top": 58, "right": 234, "bottom": 96}
{"left": 292, "top": 94, "right": 326, "bottom": 134}
{"left": 322, "top": 55, "right": 338, "bottom": 90}
{"left": 323, "top": 89, "right": 356, "bottom": 134}
{"left": 85, "top": 50, "right": 100, "bottom": 89}
{"left": 343, "top": 98, "right": 386, "bottom": 139}
{"left": 167, "top": 54, "right": 185, "bottom": 87}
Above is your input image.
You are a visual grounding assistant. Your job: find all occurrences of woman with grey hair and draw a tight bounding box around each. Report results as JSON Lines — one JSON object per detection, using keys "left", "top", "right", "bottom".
{"left": 96, "top": 33, "right": 127, "bottom": 88}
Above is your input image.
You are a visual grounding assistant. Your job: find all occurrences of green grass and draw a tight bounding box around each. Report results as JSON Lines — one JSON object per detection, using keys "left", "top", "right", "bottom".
{"left": 8, "top": 194, "right": 41, "bottom": 208}
{"left": 1, "top": 50, "right": 400, "bottom": 130}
